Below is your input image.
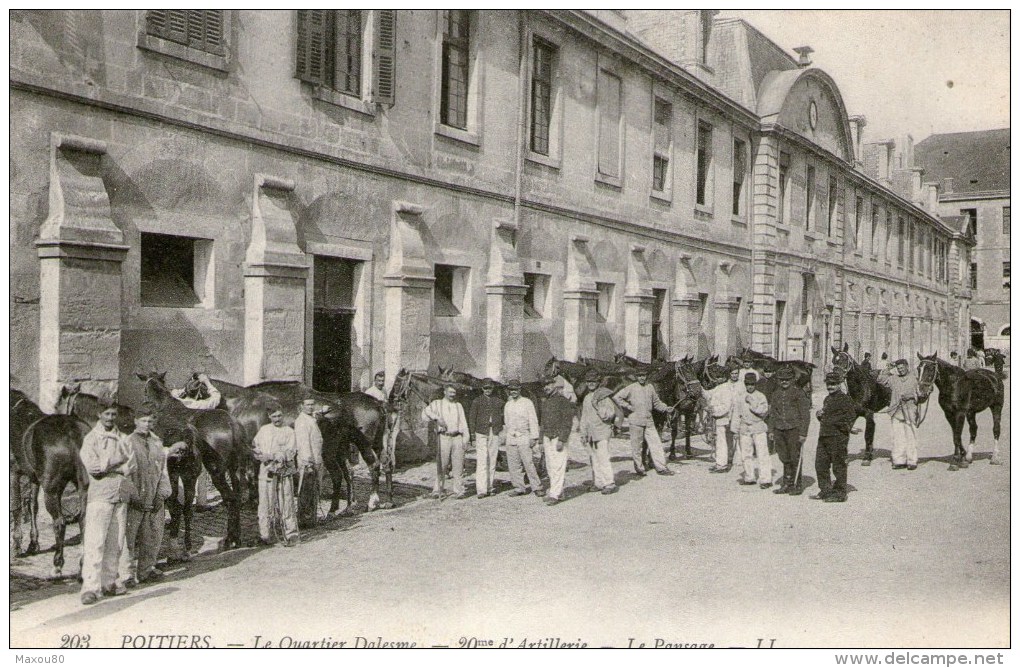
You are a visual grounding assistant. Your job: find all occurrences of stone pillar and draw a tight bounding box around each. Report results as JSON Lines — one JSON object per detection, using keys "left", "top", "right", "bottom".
{"left": 624, "top": 245, "right": 654, "bottom": 363}
{"left": 861, "top": 312, "right": 875, "bottom": 357}
{"left": 751, "top": 135, "right": 781, "bottom": 355}
{"left": 244, "top": 175, "right": 308, "bottom": 385}
{"left": 713, "top": 297, "right": 741, "bottom": 359}
{"left": 563, "top": 236, "right": 598, "bottom": 361}
{"left": 889, "top": 316, "right": 902, "bottom": 360}
{"left": 384, "top": 202, "right": 435, "bottom": 384}
{"left": 485, "top": 219, "right": 526, "bottom": 381}
{"left": 671, "top": 294, "right": 702, "bottom": 359}
{"left": 36, "top": 133, "right": 128, "bottom": 411}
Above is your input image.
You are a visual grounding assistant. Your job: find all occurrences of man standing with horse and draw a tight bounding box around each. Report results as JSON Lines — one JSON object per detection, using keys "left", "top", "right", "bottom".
{"left": 422, "top": 383, "right": 470, "bottom": 499}
{"left": 767, "top": 366, "right": 812, "bottom": 495}
{"left": 706, "top": 367, "right": 740, "bottom": 473}
{"left": 79, "top": 404, "right": 136, "bottom": 605}
{"left": 468, "top": 379, "right": 504, "bottom": 498}
{"left": 877, "top": 359, "right": 921, "bottom": 470}
{"left": 812, "top": 371, "right": 859, "bottom": 503}
{"left": 503, "top": 380, "right": 544, "bottom": 497}
{"left": 295, "top": 397, "right": 324, "bottom": 529}
{"left": 733, "top": 374, "right": 771, "bottom": 488}
{"left": 613, "top": 369, "right": 675, "bottom": 477}
{"left": 254, "top": 405, "right": 300, "bottom": 547}
{"left": 121, "top": 406, "right": 173, "bottom": 586}
{"left": 578, "top": 372, "right": 618, "bottom": 494}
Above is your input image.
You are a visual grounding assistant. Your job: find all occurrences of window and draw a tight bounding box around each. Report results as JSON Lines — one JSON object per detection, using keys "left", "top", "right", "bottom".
{"left": 870, "top": 204, "right": 879, "bottom": 256}
{"left": 433, "top": 264, "right": 469, "bottom": 317}
{"left": 529, "top": 38, "right": 555, "bottom": 156}
{"left": 597, "top": 68, "right": 622, "bottom": 182}
{"left": 652, "top": 98, "right": 673, "bottom": 196}
{"left": 897, "top": 217, "right": 905, "bottom": 267}
{"left": 1004, "top": 206, "right": 1010, "bottom": 234}
{"left": 441, "top": 10, "right": 471, "bottom": 130}
{"left": 696, "top": 121, "right": 713, "bottom": 207}
{"left": 523, "top": 273, "right": 550, "bottom": 318}
{"left": 778, "top": 152, "right": 791, "bottom": 224}
{"left": 596, "top": 282, "right": 615, "bottom": 321}
{"left": 885, "top": 210, "right": 893, "bottom": 262}
{"left": 801, "top": 274, "right": 812, "bottom": 322}
{"left": 140, "top": 233, "right": 213, "bottom": 308}
{"left": 827, "top": 175, "right": 837, "bottom": 236}
{"left": 732, "top": 138, "right": 746, "bottom": 216}
{"left": 970, "top": 262, "right": 978, "bottom": 290}
{"left": 853, "top": 196, "right": 863, "bottom": 248}
{"left": 907, "top": 221, "right": 915, "bottom": 273}
{"left": 805, "top": 165, "right": 816, "bottom": 230}
{"left": 296, "top": 10, "right": 395, "bottom": 107}
{"left": 1004, "top": 262, "right": 1011, "bottom": 289}
{"left": 146, "top": 10, "right": 225, "bottom": 55}
{"left": 961, "top": 208, "right": 978, "bottom": 238}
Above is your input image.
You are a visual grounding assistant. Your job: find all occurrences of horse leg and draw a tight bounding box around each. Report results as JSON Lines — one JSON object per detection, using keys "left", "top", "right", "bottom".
{"left": 668, "top": 414, "right": 677, "bottom": 461}
{"left": 207, "top": 468, "right": 237, "bottom": 550}
{"left": 948, "top": 413, "right": 966, "bottom": 471}
{"left": 42, "top": 485, "right": 66, "bottom": 578}
{"left": 989, "top": 403, "right": 1003, "bottom": 465}
{"left": 684, "top": 412, "right": 693, "bottom": 459}
{"left": 26, "top": 481, "right": 41, "bottom": 556}
{"left": 367, "top": 462, "right": 381, "bottom": 512}
{"left": 862, "top": 414, "right": 875, "bottom": 465}
{"left": 964, "top": 412, "right": 979, "bottom": 464}
{"left": 323, "top": 448, "right": 343, "bottom": 518}
{"left": 341, "top": 456, "right": 354, "bottom": 514}
{"left": 179, "top": 472, "right": 196, "bottom": 560}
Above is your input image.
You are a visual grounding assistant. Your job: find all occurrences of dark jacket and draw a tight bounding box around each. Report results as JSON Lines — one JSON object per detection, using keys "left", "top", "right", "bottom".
{"left": 468, "top": 394, "right": 505, "bottom": 436}
{"left": 539, "top": 394, "right": 577, "bottom": 443}
{"left": 767, "top": 384, "right": 811, "bottom": 435}
{"left": 818, "top": 391, "right": 858, "bottom": 441}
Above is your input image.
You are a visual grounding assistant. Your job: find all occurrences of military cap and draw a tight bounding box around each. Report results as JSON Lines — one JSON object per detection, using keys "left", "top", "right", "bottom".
{"left": 481, "top": 378, "right": 496, "bottom": 389}
{"left": 506, "top": 379, "right": 522, "bottom": 390}
{"left": 584, "top": 370, "right": 602, "bottom": 383}
{"left": 134, "top": 405, "right": 155, "bottom": 418}
{"left": 776, "top": 366, "right": 796, "bottom": 381}
{"left": 894, "top": 358, "right": 909, "bottom": 367}
{"left": 743, "top": 374, "right": 758, "bottom": 385}
{"left": 825, "top": 371, "right": 844, "bottom": 386}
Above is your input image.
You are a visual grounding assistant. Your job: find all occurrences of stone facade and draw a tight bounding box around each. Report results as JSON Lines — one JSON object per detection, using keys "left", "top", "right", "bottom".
{"left": 10, "top": 10, "right": 969, "bottom": 406}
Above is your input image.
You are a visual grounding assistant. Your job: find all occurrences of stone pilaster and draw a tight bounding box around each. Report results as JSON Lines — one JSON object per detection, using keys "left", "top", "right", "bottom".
{"left": 889, "top": 315, "right": 902, "bottom": 360}
{"left": 624, "top": 245, "right": 654, "bottom": 363}
{"left": 36, "top": 133, "right": 128, "bottom": 411}
{"left": 713, "top": 297, "right": 741, "bottom": 359}
{"left": 244, "top": 174, "right": 308, "bottom": 385}
{"left": 751, "top": 135, "right": 780, "bottom": 355}
{"left": 563, "top": 236, "right": 598, "bottom": 362}
{"left": 671, "top": 294, "right": 703, "bottom": 359}
{"left": 485, "top": 219, "right": 526, "bottom": 381}
{"left": 384, "top": 202, "right": 435, "bottom": 384}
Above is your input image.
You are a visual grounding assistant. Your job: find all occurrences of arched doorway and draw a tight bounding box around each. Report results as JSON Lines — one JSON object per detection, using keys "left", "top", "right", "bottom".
{"left": 970, "top": 318, "right": 985, "bottom": 350}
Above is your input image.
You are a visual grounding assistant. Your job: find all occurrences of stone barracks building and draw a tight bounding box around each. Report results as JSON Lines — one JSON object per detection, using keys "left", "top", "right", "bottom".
{"left": 10, "top": 10, "right": 973, "bottom": 409}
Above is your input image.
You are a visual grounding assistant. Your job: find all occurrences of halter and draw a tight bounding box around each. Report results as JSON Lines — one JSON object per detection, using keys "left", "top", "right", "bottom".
{"left": 913, "top": 358, "right": 940, "bottom": 427}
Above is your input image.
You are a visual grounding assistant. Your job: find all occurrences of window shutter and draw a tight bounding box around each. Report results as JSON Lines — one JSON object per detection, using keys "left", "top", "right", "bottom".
{"left": 372, "top": 10, "right": 396, "bottom": 105}
{"left": 199, "top": 10, "right": 225, "bottom": 55}
{"left": 148, "top": 10, "right": 189, "bottom": 44}
{"left": 296, "top": 10, "right": 334, "bottom": 86}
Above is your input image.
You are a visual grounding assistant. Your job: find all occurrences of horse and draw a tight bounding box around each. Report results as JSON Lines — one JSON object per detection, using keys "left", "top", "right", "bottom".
{"left": 209, "top": 378, "right": 390, "bottom": 515}
{"left": 916, "top": 353, "right": 1004, "bottom": 469}
{"left": 670, "top": 357, "right": 713, "bottom": 460}
{"left": 830, "top": 344, "right": 892, "bottom": 466}
{"left": 138, "top": 372, "right": 248, "bottom": 551}
{"left": 10, "top": 390, "right": 90, "bottom": 577}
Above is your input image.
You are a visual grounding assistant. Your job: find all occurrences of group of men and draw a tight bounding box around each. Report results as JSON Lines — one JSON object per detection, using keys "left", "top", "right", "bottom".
{"left": 77, "top": 385, "right": 330, "bottom": 606}
{"left": 421, "top": 369, "right": 683, "bottom": 506}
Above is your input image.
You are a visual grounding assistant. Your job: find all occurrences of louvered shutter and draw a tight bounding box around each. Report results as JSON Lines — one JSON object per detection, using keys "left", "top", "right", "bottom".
{"left": 147, "top": 10, "right": 188, "bottom": 45}
{"left": 372, "top": 10, "right": 396, "bottom": 105}
{"left": 148, "top": 10, "right": 224, "bottom": 54}
{"left": 296, "top": 9, "right": 334, "bottom": 87}
{"left": 196, "top": 10, "right": 225, "bottom": 56}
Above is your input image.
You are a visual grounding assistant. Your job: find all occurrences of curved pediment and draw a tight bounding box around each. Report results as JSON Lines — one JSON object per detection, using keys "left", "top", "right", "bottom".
{"left": 758, "top": 68, "right": 852, "bottom": 162}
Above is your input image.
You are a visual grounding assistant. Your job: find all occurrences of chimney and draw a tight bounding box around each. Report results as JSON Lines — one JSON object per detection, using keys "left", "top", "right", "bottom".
{"left": 793, "top": 46, "right": 814, "bottom": 67}
{"left": 943, "top": 177, "right": 954, "bottom": 194}
{"left": 849, "top": 115, "right": 867, "bottom": 168}
{"left": 925, "top": 182, "right": 940, "bottom": 211}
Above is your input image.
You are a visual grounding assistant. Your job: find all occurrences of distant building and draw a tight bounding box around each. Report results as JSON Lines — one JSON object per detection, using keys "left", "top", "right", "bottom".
{"left": 10, "top": 10, "right": 970, "bottom": 409}
{"left": 914, "top": 129, "right": 1009, "bottom": 352}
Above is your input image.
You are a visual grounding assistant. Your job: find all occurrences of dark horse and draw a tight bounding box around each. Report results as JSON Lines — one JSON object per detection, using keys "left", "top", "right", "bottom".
{"left": 916, "top": 353, "right": 1004, "bottom": 469}
{"left": 139, "top": 372, "right": 249, "bottom": 551}
{"left": 10, "top": 389, "right": 90, "bottom": 576}
{"left": 831, "top": 343, "right": 891, "bottom": 466}
{"left": 983, "top": 348, "right": 1006, "bottom": 378}
{"left": 209, "top": 378, "right": 390, "bottom": 515}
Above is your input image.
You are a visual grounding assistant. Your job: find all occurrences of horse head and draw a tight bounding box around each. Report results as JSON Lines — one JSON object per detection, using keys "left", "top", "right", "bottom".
{"left": 137, "top": 370, "right": 173, "bottom": 409}
{"left": 831, "top": 347, "right": 856, "bottom": 375}
{"left": 916, "top": 352, "right": 940, "bottom": 398}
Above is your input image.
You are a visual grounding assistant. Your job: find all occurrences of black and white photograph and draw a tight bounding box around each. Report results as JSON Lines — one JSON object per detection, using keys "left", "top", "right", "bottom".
{"left": 7, "top": 8, "right": 1011, "bottom": 659}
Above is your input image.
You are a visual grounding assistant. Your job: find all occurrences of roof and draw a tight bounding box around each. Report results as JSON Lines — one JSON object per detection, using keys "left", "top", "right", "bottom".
{"left": 914, "top": 129, "right": 1010, "bottom": 195}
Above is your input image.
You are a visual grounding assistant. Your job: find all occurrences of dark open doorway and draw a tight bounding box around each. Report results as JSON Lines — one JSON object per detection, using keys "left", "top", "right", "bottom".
{"left": 313, "top": 256, "right": 360, "bottom": 393}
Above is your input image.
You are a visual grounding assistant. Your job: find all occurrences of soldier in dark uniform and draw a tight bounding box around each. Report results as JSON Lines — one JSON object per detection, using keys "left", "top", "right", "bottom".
{"left": 812, "top": 371, "right": 859, "bottom": 503}
{"left": 767, "top": 365, "right": 812, "bottom": 495}
{"left": 860, "top": 352, "right": 873, "bottom": 373}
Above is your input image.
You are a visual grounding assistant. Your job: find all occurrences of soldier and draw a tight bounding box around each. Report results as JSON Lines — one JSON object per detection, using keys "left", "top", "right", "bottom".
{"left": 876, "top": 359, "right": 921, "bottom": 470}
{"left": 468, "top": 378, "right": 504, "bottom": 498}
{"left": 733, "top": 375, "right": 772, "bottom": 488}
{"left": 812, "top": 371, "right": 859, "bottom": 503}
{"left": 539, "top": 376, "right": 578, "bottom": 506}
{"left": 767, "top": 366, "right": 812, "bottom": 495}
{"left": 860, "top": 352, "right": 873, "bottom": 373}
{"left": 121, "top": 406, "right": 173, "bottom": 587}
{"left": 79, "top": 404, "right": 136, "bottom": 605}
{"left": 294, "top": 397, "right": 324, "bottom": 528}
{"left": 502, "top": 380, "right": 544, "bottom": 497}
{"left": 613, "top": 370, "right": 675, "bottom": 476}
{"left": 254, "top": 405, "right": 300, "bottom": 547}
{"left": 706, "top": 367, "right": 740, "bottom": 473}
{"left": 363, "top": 371, "right": 388, "bottom": 404}
{"left": 578, "top": 372, "right": 618, "bottom": 494}
{"left": 423, "top": 383, "right": 470, "bottom": 499}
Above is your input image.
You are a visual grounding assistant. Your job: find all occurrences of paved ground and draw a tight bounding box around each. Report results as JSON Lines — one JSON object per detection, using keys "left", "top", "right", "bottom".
{"left": 10, "top": 377, "right": 1010, "bottom": 648}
